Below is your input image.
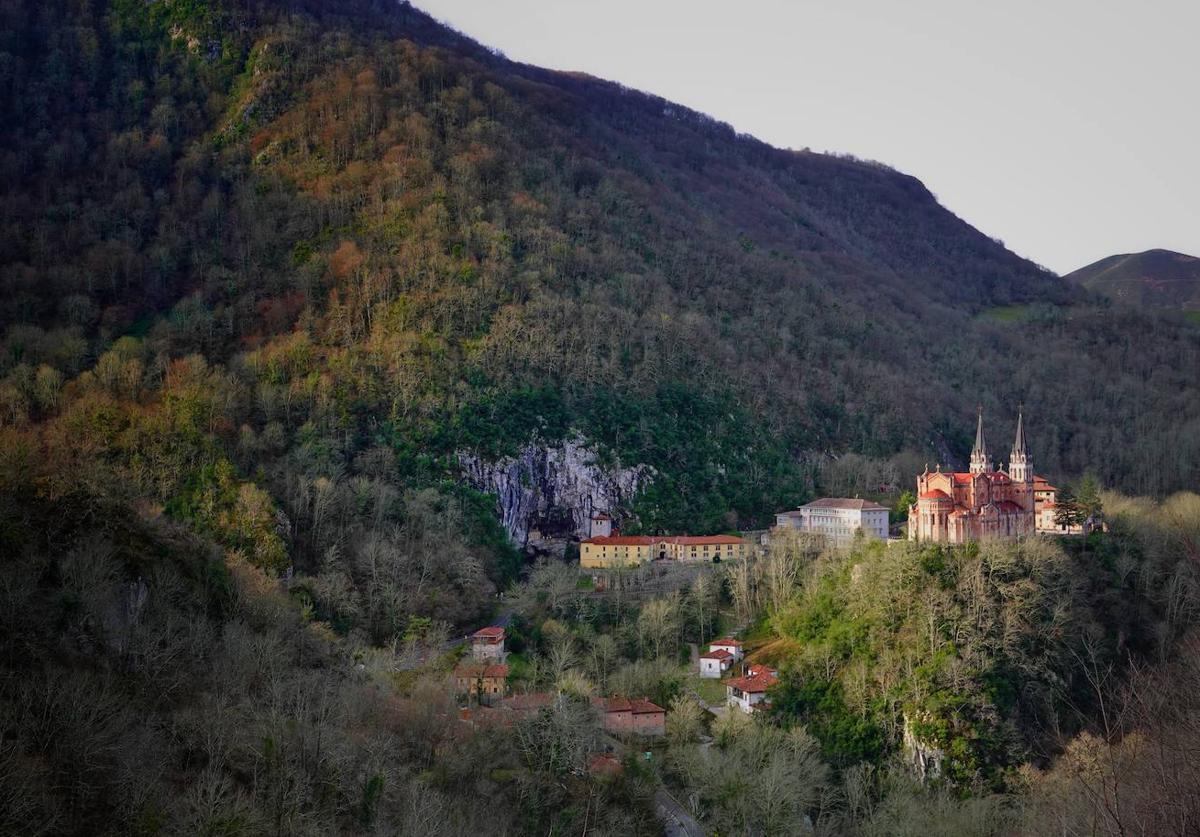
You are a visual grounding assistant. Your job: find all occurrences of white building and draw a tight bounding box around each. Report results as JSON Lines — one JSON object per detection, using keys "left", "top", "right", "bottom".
{"left": 708, "top": 638, "right": 743, "bottom": 661}
{"left": 775, "top": 498, "right": 889, "bottom": 545}
{"left": 726, "top": 663, "right": 779, "bottom": 713}
{"left": 698, "top": 649, "right": 734, "bottom": 678}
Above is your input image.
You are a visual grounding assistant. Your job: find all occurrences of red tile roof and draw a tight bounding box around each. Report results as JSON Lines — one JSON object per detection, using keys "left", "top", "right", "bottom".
{"left": 700, "top": 649, "right": 733, "bottom": 660}
{"left": 920, "top": 489, "right": 951, "bottom": 500}
{"left": 592, "top": 696, "right": 631, "bottom": 713}
{"left": 584, "top": 535, "right": 658, "bottom": 546}
{"left": 798, "top": 498, "right": 888, "bottom": 511}
{"left": 583, "top": 534, "right": 744, "bottom": 546}
{"left": 711, "top": 638, "right": 742, "bottom": 647}
{"left": 727, "top": 670, "right": 779, "bottom": 694}
{"left": 501, "top": 692, "right": 553, "bottom": 711}
{"left": 672, "top": 535, "right": 744, "bottom": 545}
{"left": 588, "top": 754, "right": 623, "bottom": 776}
{"left": 472, "top": 626, "right": 505, "bottom": 639}
{"left": 591, "top": 696, "right": 664, "bottom": 715}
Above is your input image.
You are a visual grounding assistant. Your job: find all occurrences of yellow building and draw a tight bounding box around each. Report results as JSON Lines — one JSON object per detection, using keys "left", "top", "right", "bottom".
{"left": 579, "top": 534, "right": 747, "bottom": 569}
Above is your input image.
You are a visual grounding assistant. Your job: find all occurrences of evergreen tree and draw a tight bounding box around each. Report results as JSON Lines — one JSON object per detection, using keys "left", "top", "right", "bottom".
{"left": 1054, "top": 486, "right": 1085, "bottom": 530}
{"left": 1076, "top": 473, "right": 1104, "bottom": 520}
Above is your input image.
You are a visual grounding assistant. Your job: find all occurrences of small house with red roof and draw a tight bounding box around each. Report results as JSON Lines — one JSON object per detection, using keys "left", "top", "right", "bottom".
{"left": 470, "top": 625, "right": 507, "bottom": 662}
{"left": 699, "top": 648, "right": 734, "bottom": 678}
{"left": 591, "top": 696, "right": 666, "bottom": 736}
{"left": 726, "top": 663, "right": 779, "bottom": 714}
{"left": 709, "top": 638, "right": 744, "bottom": 661}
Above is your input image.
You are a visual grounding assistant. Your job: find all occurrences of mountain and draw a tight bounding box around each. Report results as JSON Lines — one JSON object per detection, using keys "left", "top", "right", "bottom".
{"left": 1065, "top": 248, "right": 1200, "bottom": 312}
{"left": 2, "top": 2, "right": 1200, "bottom": 834}
{"left": 3, "top": 0, "right": 1198, "bottom": 545}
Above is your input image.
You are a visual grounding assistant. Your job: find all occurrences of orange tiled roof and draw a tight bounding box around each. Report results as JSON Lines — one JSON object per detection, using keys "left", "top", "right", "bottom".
{"left": 583, "top": 534, "right": 744, "bottom": 546}
{"left": 472, "top": 626, "right": 505, "bottom": 639}
{"left": 920, "top": 489, "right": 951, "bottom": 500}
{"left": 588, "top": 754, "right": 622, "bottom": 776}
{"left": 700, "top": 649, "right": 733, "bottom": 660}
{"left": 727, "top": 669, "right": 779, "bottom": 694}
{"left": 711, "top": 638, "right": 742, "bottom": 647}
{"left": 584, "top": 535, "right": 658, "bottom": 546}
{"left": 591, "top": 695, "right": 664, "bottom": 715}
{"left": 502, "top": 692, "right": 553, "bottom": 711}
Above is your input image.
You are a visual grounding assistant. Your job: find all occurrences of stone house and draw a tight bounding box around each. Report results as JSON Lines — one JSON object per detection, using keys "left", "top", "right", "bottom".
{"left": 591, "top": 696, "right": 666, "bottom": 736}
{"left": 470, "top": 626, "right": 506, "bottom": 662}
{"left": 454, "top": 663, "right": 509, "bottom": 704}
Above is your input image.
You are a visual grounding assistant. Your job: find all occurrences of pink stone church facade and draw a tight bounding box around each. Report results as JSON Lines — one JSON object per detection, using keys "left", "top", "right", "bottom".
{"left": 908, "top": 409, "right": 1054, "bottom": 544}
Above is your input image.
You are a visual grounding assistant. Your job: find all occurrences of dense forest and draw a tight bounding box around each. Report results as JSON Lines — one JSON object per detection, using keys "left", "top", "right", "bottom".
{"left": 2, "top": 0, "right": 1200, "bottom": 834}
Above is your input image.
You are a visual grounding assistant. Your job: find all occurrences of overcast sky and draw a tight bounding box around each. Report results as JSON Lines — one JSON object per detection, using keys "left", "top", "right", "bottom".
{"left": 415, "top": 0, "right": 1198, "bottom": 274}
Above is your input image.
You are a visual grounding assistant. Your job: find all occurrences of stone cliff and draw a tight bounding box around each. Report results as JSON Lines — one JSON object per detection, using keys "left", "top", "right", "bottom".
{"left": 459, "top": 437, "right": 650, "bottom": 553}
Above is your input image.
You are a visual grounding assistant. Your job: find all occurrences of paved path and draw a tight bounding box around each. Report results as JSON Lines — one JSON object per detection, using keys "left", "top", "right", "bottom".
{"left": 655, "top": 788, "right": 704, "bottom": 837}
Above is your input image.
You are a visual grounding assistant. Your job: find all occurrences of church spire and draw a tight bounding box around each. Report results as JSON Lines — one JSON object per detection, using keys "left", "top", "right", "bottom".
{"left": 969, "top": 406, "right": 992, "bottom": 475}
{"left": 1012, "top": 405, "right": 1028, "bottom": 457}
{"left": 1009, "top": 405, "right": 1032, "bottom": 483}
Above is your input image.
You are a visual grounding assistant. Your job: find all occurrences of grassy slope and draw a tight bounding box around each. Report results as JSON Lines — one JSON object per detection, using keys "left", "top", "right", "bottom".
{"left": 1065, "top": 249, "right": 1200, "bottom": 310}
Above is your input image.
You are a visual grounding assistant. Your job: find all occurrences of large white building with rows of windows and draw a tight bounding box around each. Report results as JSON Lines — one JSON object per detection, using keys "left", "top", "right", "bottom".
{"left": 775, "top": 498, "right": 890, "bottom": 545}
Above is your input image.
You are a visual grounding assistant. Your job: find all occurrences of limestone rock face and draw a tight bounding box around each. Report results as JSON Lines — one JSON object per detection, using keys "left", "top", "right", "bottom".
{"left": 459, "top": 437, "right": 650, "bottom": 551}
{"left": 902, "top": 713, "right": 946, "bottom": 782}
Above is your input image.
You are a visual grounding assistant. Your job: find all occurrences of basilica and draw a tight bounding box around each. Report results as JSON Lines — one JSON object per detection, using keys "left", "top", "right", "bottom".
{"left": 908, "top": 409, "right": 1060, "bottom": 543}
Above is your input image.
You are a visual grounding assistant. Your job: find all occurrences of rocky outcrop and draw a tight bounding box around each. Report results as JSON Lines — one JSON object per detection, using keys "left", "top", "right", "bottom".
{"left": 459, "top": 437, "right": 650, "bottom": 552}
{"left": 902, "top": 713, "right": 946, "bottom": 782}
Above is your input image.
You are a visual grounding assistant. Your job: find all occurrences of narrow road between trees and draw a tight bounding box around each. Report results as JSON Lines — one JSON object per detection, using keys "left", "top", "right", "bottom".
{"left": 655, "top": 788, "right": 704, "bottom": 837}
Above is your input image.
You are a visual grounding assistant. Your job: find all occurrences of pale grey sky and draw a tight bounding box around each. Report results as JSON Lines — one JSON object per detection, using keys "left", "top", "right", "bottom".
{"left": 415, "top": 0, "right": 1199, "bottom": 274}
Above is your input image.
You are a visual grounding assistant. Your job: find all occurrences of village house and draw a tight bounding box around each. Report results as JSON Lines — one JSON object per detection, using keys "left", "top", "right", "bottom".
{"left": 453, "top": 663, "right": 509, "bottom": 705}
{"left": 698, "top": 648, "right": 734, "bottom": 678}
{"left": 775, "top": 498, "right": 890, "bottom": 545}
{"left": 726, "top": 663, "right": 779, "bottom": 714}
{"left": 591, "top": 696, "right": 666, "bottom": 736}
{"left": 470, "top": 626, "right": 507, "bottom": 662}
{"left": 587, "top": 753, "right": 623, "bottom": 777}
{"left": 709, "top": 638, "right": 744, "bottom": 661}
{"left": 698, "top": 637, "right": 744, "bottom": 677}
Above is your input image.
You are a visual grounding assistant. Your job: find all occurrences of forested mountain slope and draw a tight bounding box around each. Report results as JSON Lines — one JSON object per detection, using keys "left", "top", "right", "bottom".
{"left": 1, "top": 0, "right": 1198, "bottom": 544}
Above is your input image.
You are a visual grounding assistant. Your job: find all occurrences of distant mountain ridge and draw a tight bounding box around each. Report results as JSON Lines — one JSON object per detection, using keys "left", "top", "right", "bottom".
{"left": 1066, "top": 249, "right": 1200, "bottom": 311}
